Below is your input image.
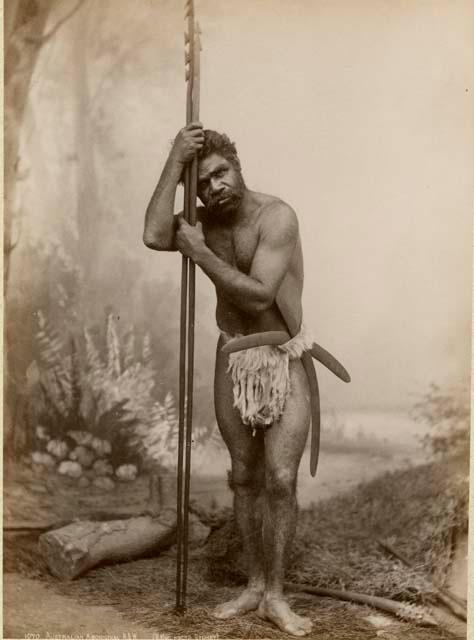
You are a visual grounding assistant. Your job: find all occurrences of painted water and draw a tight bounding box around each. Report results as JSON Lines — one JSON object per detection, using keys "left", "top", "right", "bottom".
{"left": 190, "top": 409, "right": 431, "bottom": 508}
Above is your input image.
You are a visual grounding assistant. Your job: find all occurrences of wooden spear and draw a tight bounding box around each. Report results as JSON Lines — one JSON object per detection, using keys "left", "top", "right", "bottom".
{"left": 176, "top": 0, "right": 201, "bottom": 612}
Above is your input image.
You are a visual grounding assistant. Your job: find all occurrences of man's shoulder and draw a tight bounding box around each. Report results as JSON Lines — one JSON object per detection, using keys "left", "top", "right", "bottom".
{"left": 255, "top": 193, "right": 298, "bottom": 234}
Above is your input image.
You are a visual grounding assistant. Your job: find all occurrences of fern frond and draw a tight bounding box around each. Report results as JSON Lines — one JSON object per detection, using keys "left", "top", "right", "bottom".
{"left": 35, "top": 309, "right": 77, "bottom": 427}
{"left": 70, "top": 337, "right": 82, "bottom": 419}
{"left": 164, "top": 391, "right": 178, "bottom": 427}
{"left": 38, "top": 381, "right": 66, "bottom": 438}
{"left": 84, "top": 327, "right": 103, "bottom": 374}
{"left": 106, "top": 314, "right": 121, "bottom": 379}
{"left": 134, "top": 398, "right": 178, "bottom": 469}
{"left": 52, "top": 361, "right": 72, "bottom": 412}
{"left": 142, "top": 332, "right": 153, "bottom": 366}
{"left": 114, "top": 364, "right": 155, "bottom": 422}
{"left": 35, "top": 310, "right": 65, "bottom": 368}
{"left": 123, "top": 326, "right": 136, "bottom": 371}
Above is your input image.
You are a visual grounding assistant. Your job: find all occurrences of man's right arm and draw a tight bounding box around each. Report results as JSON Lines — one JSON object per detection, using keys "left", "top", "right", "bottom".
{"left": 143, "top": 122, "right": 204, "bottom": 251}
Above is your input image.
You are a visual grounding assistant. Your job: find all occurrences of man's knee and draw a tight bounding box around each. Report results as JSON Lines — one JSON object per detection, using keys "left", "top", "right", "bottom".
{"left": 230, "top": 460, "right": 263, "bottom": 493}
{"left": 266, "top": 467, "right": 297, "bottom": 500}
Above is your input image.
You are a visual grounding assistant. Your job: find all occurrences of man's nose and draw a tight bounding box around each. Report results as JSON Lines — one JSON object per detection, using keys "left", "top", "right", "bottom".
{"left": 210, "top": 178, "right": 224, "bottom": 194}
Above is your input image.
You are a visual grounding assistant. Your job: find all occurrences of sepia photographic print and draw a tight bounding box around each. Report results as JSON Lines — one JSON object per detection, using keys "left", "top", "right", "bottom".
{"left": 4, "top": 1, "right": 472, "bottom": 639}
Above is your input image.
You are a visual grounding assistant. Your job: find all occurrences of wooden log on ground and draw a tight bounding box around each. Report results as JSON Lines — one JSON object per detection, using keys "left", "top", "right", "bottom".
{"left": 39, "top": 509, "right": 177, "bottom": 580}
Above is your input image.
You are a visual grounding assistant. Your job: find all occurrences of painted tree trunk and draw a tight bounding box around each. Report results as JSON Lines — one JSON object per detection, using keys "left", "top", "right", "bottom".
{"left": 5, "top": 1, "right": 52, "bottom": 276}
{"left": 4, "top": 0, "right": 54, "bottom": 459}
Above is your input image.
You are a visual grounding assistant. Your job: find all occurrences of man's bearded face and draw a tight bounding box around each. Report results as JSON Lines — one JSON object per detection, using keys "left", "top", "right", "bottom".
{"left": 197, "top": 153, "right": 245, "bottom": 218}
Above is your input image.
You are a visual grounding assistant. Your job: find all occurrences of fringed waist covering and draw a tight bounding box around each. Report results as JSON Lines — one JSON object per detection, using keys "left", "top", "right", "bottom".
{"left": 221, "top": 325, "right": 314, "bottom": 432}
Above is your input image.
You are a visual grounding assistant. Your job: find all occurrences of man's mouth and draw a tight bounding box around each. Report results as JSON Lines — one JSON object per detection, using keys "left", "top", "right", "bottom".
{"left": 209, "top": 195, "right": 231, "bottom": 208}
{"left": 207, "top": 189, "right": 243, "bottom": 213}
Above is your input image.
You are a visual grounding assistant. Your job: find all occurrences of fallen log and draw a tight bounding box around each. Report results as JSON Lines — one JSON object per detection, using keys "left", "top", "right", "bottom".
{"left": 39, "top": 509, "right": 177, "bottom": 580}
{"left": 31, "top": 470, "right": 201, "bottom": 580}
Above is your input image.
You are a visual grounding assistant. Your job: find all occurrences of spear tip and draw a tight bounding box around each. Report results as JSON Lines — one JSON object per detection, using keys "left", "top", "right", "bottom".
{"left": 184, "top": 0, "right": 194, "bottom": 19}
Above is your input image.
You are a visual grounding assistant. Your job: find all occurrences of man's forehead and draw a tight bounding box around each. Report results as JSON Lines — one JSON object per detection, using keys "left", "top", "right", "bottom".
{"left": 198, "top": 153, "right": 229, "bottom": 179}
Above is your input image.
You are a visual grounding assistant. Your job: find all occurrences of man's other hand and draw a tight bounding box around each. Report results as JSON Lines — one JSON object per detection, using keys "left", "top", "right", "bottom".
{"left": 170, "top": 122, "right": 204, "bottom": 165}
{"left": 176, "top": 217, "right": 206, "bottom": 261}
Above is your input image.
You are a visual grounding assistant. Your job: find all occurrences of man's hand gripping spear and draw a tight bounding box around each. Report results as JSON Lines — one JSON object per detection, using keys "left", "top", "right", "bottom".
{"left": 175, "top": 0, "right": 202, "bottom": 613}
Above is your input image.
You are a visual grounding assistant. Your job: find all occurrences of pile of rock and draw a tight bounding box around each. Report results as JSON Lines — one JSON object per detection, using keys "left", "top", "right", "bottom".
{"left": 31, "top": 427, "right": 138, "bottom": 490}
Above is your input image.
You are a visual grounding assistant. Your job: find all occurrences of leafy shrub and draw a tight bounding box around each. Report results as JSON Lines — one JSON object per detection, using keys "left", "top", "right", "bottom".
{"left": 30, "top": 312, "right": 160, "bottom": 470}
{"left": 412, "top": 381, "right": 470, "bottom": 460}
{"left": 29, "top": 310, "right": 221, "bottom": 474}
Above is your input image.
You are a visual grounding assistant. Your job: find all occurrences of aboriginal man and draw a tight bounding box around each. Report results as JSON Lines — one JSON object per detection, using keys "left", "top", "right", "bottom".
{"left": 144, "top": 123, "right": 314, "bottom": 636}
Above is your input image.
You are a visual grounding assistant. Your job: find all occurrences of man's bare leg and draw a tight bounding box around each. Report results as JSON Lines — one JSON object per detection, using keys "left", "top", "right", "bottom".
{"left": 212, "top": 342, "right": 266, "bottom": 619}
{"left": 257, "top": 359, "right": 313, "bottom": 636}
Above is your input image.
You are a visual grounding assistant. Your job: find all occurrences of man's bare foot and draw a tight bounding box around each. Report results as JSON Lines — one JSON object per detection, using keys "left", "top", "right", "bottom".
{"left": 257, "top": 595, "right": 313, "bottom": 637}
{"left": 213, "top": 585, "right": 264, "bottom": 620}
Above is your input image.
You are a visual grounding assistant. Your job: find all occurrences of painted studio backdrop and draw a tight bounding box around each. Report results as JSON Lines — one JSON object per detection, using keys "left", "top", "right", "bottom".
{"left": 4, "top": 1, "right": 472, "bottom": 638}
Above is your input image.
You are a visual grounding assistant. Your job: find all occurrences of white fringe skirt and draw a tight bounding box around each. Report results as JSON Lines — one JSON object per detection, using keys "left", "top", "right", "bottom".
{"left": 223, "top": 325, "right": 314, "bottom": 432}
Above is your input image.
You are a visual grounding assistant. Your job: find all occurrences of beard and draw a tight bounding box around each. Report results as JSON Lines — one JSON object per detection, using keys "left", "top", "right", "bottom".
{"left": 204, "top": 172, "right": 246, "bottom": 219}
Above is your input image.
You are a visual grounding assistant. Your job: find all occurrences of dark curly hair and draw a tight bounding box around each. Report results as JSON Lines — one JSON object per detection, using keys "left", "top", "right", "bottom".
{"left": 177, "top": 129, "right": 242, "bottom": 185}
{"left": 198, "top": 129, "right": 241, "bottom": 171}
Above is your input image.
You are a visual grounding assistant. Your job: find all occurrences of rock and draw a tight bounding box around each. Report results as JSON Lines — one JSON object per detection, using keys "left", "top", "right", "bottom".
{"left": 78, "top": 476, "right": 90, "bottom": 488}
{"left": 90, "top": 438, "right": 112, "bottom": 456}
{"left": 115, "top": 464, "right": 138, "bottom": 482}
{"left": 46, "top": 439, "right": 69, "bottom": 460}
{"left": 58, "top": 461, "right": 83, "bottom": 478}
{"left": 93, "top": 459, "right": 114, "bottom": 476}
{"left": 31, "top": 451, "right": 55, "bottom": 467}
{"left": 69, "top": 446, "right": 95, "bottom": 468}
{"left": 35, "top": 425, "right": 49, "bottom": 441}
{"left": 93, "top": 476, "right": 115, "bottom": 491}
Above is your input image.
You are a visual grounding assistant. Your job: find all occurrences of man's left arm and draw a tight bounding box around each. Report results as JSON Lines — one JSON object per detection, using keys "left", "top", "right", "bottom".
{"left": 175, "top": 204, "right": 298, "bottom": 314}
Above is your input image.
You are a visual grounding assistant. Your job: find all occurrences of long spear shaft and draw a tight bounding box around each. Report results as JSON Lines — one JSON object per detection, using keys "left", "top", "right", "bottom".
{"left": 176, "top": 254, "right": 187, "bottom": 610}
{"left": 176, "top": 0, "right": 201, "bottom": 612}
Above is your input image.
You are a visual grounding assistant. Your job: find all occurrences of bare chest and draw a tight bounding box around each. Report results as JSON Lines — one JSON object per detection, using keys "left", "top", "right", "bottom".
{"left": 203, "top": 224, "right": 259, "bottom": 274}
